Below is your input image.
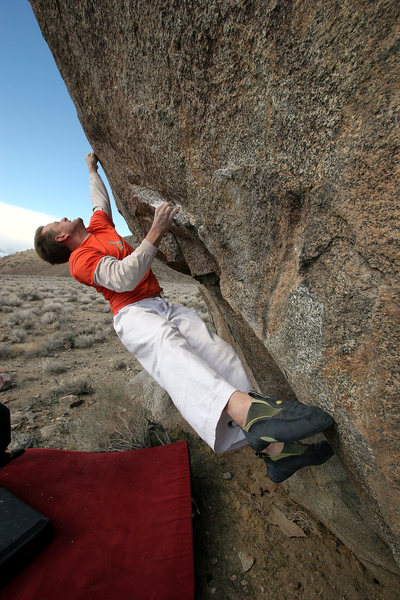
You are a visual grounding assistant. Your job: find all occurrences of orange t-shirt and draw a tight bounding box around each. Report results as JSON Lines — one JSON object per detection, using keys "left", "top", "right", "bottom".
{"left": 69, "top": 211, "right": 162, "bottom": 315}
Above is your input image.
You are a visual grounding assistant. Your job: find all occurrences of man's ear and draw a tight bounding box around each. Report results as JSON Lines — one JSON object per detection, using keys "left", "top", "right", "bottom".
{"left": 55, "top": 232, "right": 70, "bottom": 244}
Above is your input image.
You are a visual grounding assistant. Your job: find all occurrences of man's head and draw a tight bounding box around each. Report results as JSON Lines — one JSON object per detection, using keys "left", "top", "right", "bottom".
{"left": 34, "top": 217, "right": 85, "bottom": 265}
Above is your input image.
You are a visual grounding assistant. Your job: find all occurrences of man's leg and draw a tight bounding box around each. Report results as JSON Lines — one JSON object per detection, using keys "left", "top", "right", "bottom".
{"left": 162, "top": 302, "right": 298, "bottom": 457}
{"left": 163, "top": 300, "right": 334, "bottom": 480}
{"left": 114, "top": 298, "right": 334, "bottom": 482}
{"left": 165, "top": 301, "right": 251, "bottom": 392}
{"left": 114, "top": 298, "right": 242, "bottom": 452}
{"left": 164, "top": 301, "right": 333, "bottom": 457}
{"left": 115, "top": 298, "right": 333, "bottom": 453}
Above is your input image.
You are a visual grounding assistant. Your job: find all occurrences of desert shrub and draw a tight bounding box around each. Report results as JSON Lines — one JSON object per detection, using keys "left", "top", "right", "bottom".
{"left": 74, "top": 334, "right": 94, "bottom": 349}
{"left": 16, "top": 341, "right": 42, "bottom": 357}
{"left": 26, "top": 292, "right": 42, "bottom": 301}
{"left": 93, "top": 331, "right": 106, "bottom": 343}
{"left": 40, "top": 332, "right": 75, "bottom": 354}
{"left": 50, "top": 378, "right": 94, "bottom": 399}
{"left": 0, "top": 305, "right": 14, "bottom": 313}
{"left": 0, "top": 342, "right": 14, "bottom": 359}
{"left": 2, "top": 294, "right": 22, "bottom": 308}
{"left": 41, "top": 311, "right": 57, "bottom": 325}
{"left": 9, "top": 309, "right": 36, "bottom": 325}
{"left": 72, "top": 384, "right": 168, "bottom": 452}
{"left": 80, "top": 325, "right": 96, "bottom": 335}
{"left": 109, "top": 358, "right": 127, "bottom": 371}
{"left": 9, "top": 328, "right": 27, "bottom": 343}
{"left": 42, "top": 359, "right": 68, "bottom": 375}
{"left": 18, "top": 291, "right": 29, "bottom": 301}
{"left": 42, "top": 301, "right": 63, "bottom": 312}
{"left": 62, "top": 305, "right": 74, "bottom": 314}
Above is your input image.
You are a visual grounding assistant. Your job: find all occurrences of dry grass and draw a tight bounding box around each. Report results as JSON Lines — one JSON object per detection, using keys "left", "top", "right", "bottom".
{"left": 72, "top": 383, "right": 170, "bottom": 452}
{"left": 41, "top": 311, "right": 58, "bottom": 325}
{"left": 74, "top": 334, "right": 95, "bottom": 349}
{"left": 15, "top": 341, "right": 42, "bottom": 357}
{"left": 9, "top": 328, "right": 28, "bottom": 343}
{"left": 50, "top": 377, "right": 94, "bottom": 399}
{"left": 109, "top": 357, "right": 127, "bottom": 371}
{"left": 0, "top": 342, "right": 14, "bottom": 359}
{"left": 42, "top": 300, "right": 63, "bottom": 312}
{"left": 41, "top": 359, "right": 68, "bottom": 375}
{"left": 0, "top": 277, "right": 113, "bottom": 360}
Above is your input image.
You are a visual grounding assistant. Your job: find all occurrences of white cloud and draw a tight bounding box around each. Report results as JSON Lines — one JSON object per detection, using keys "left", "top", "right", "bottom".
{"left": 0, "top": 202, "right": 60, "bottom": 256}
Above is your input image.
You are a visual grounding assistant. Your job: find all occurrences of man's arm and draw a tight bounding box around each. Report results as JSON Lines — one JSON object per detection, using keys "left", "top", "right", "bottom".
{"left": 93, "top": 200, "right": 179, "bottom": 292}
{"left": 86, "top": 151, "right": 112, "bottom": 217}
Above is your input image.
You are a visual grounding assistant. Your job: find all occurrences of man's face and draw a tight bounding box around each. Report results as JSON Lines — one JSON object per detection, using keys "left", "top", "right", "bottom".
{"left": 42, "top": 217, "right": 84, "bottom": 239}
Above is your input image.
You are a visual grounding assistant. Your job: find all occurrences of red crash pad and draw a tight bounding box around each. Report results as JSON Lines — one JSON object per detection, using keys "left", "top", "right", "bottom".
{"left": 0, "top": 442, "right": 194, "bottom": 599}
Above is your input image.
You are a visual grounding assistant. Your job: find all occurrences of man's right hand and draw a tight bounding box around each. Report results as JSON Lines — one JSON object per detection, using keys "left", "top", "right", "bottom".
{"left": 86, "top": 150, "right": 99, "bottom": 174}
{"left": 146, "top": 202, "right": 180, "bottom": 247}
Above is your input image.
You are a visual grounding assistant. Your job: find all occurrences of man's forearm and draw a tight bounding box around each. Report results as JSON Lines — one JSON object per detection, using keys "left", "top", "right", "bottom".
{"left": 86, "top": 150, "right": 112, "bottom": 217}
{"left": 93, "top": 239, "right": 158, "bottom": 292}
{"left": 90, "top": 172, "right": 112, "bottom": 217}
{"left": 145, "top": 224, "right": 167, "bottom": 248}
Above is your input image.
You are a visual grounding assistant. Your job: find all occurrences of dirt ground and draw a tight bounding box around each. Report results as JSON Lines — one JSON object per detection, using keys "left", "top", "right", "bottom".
{"left": 0, "top": 251, "right": 396, "bottom": 600}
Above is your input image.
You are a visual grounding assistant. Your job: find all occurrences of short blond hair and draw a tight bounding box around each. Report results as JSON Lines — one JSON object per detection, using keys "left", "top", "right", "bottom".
{"left": 34, "top": 226, "right": 71, "bottom": 265}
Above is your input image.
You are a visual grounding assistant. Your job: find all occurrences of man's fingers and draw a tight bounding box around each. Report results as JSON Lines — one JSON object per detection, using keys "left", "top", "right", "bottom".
{"left": 167, "top": 202, "right": 179, "bottom": 214}
{"left": 153, "top": 202, "right": 180, "bottom": 235}
{"left": 166, "top": 205, "right": 179, "bottom": 223}
{"left": 85, "top": 150, "right": 98, "bottom": 163}
{"left": 157, "top": 202, "right": 179, "bottom": 217}
{"left": 171, "top": 205, "right": 179, "bottom": 218}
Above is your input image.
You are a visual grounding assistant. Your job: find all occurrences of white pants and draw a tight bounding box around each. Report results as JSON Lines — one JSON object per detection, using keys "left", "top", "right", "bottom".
{"left": 113, "top": 296, "right": 250, "bottom": 452}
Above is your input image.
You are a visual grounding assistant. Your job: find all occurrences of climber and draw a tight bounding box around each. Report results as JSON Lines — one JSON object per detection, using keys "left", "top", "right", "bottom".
{"left": 34, "top": 151, "right": 334, "bottom": 483}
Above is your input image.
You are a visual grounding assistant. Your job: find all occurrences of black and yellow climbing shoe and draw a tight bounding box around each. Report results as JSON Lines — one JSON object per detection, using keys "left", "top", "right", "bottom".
{"left": 259, "top": 440, "right": 334, "bottom": 483}
{"left": 242, "top": 391, "right": 334, "bottom": 452}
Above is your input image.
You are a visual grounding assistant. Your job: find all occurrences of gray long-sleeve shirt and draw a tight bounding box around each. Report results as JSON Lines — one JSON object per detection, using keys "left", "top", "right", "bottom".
{"left": 90, "top": 172, "right": 158, "bottom": 293}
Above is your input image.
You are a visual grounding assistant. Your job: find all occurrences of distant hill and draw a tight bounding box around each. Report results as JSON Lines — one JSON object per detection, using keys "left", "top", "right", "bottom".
{"left": 0, "top": 248, "right": 71, "bottom": 277}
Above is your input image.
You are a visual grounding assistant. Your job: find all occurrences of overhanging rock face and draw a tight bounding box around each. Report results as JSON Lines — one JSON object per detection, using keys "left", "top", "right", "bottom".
{"left": 30, "top": 0, "right": 400, "bottom": 585}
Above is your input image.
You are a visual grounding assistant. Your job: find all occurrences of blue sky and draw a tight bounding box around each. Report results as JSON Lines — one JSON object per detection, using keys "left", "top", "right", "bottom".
{"left": 0, "top": 0, "right": 130, "bottom": 256}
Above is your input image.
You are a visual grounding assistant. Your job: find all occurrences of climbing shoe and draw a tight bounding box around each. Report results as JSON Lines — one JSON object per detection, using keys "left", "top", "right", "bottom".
{"left": 260, "top": 440, "right": 334, "bottom": 483}
{"left": 242, "top": 391, "right": 334, "bottom": 452}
